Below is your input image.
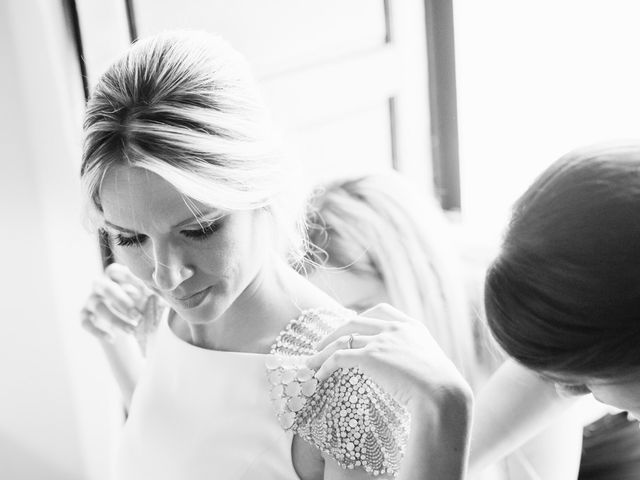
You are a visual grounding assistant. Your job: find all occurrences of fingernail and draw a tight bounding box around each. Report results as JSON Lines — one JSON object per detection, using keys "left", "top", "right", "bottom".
{"left": 128, "top": 309, "right": 142, "bottom": 323}
{"left": 123, "top": 323, "right": 136, "bottom": 334}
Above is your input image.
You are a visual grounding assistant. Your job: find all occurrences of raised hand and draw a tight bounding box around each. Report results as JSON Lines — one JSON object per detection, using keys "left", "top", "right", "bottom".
{"left": 81, "top": 263, "right": 165, "bottom": 353}
{"left": 307, "top": 303, "right": 471, "bottom": 413}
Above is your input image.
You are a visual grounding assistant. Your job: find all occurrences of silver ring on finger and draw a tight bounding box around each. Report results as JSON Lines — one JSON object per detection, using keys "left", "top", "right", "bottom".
{"left": 346, "top": 334, "right": 355, "bottom": 349}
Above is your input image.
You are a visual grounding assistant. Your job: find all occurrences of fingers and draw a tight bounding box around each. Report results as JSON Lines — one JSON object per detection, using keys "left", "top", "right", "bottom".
{"left": 361, "top": 303, "right": 437, "bottom": 348}
{"left": 104, "top": 263, "right": 147, "bottom": 291}
{"left": 309, "top": 304, "right": 415, "bottom": 381}
{"left": 92, "top": 277, "right": 142, "bottom": 319}
{"left": 361, "top": 303, "right": 416, "bottom": 324}
{"left": 80, "top": 308, "right": 114, "bottom": 342}
{"left": 121, "top": 283, "right": 147, "bottom": 308}
{"left": 314, "top": 303, "right": 419, "bottom": 351}
{"left": 138, "top": 294, "right": 165, "bottom": 334}
{"left": 105, "top": 263, "right": 153, "bottom": 308}
{"left": 313, "top": 348, "right": 363, "bottom": 382}
{"left": 314, "top": 317, "right": 389, "bottom": 351}
{"left": 92, "top": 301, "right": 138, "bottom": 334}
{"left": 81, "top": 263, "right": 159, "bottom": 345}
{"left": 307, "top": 333, "right": 374, "bottom": 377}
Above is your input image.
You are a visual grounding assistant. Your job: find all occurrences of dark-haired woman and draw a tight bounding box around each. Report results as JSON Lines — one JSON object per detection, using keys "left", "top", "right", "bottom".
{"left": 485, "top": 142, "right": 640, "bottom": 478}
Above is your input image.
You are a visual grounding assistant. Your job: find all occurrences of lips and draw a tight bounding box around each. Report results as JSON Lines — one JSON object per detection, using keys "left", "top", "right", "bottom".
{"left": 171, "top": 286, "right": 213, "bottom": 309}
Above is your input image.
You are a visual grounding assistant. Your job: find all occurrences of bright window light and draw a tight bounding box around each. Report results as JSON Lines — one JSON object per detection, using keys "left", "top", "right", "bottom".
{"left": 454, "top": 0, "right": 640, "bottom": 244}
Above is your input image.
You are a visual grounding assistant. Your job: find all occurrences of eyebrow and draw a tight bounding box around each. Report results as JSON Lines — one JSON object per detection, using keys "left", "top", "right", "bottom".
{"left": 104, "top": 210, "right": 223, "bottom": 234}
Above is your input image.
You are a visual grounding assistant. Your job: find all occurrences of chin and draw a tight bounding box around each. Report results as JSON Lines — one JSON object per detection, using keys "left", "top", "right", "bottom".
{"left": 174, "top": 293, "right": 229, "bottom": 325}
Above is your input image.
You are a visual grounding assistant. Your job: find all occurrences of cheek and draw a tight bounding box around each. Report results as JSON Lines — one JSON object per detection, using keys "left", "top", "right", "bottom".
{"left": 194, "top": 236, "right": 240, "bottom": 278}
{"left": 201, "top": 233, "right": 268, "bottom": 288}
{"left": 590, "top": 386, "right": 638, "bottom": 412}
{"left": 224, "top": 215, "right": 270, "bottom": 269}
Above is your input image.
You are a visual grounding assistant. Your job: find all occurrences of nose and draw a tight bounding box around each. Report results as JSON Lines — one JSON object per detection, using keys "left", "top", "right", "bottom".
{"left": 151, "top": 241, "right": 194, "bottom": 292}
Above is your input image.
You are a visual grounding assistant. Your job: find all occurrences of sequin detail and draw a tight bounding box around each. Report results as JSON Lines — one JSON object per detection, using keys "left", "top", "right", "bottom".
{"left": 266, "top": 309, "right": 410, "bottom": 477}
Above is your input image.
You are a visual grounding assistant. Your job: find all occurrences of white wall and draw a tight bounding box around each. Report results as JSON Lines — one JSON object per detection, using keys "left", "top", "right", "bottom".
{"left": 0, "top": 1, "right": 120, "bottom": 479}
{"left": 454, "top": 0, "right": 640, "bottom": 243}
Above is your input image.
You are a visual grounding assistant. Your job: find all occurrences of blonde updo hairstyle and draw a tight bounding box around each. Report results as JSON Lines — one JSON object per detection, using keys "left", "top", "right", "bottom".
{"left": 81, "top": 31, "right": 305, "bottom": 262}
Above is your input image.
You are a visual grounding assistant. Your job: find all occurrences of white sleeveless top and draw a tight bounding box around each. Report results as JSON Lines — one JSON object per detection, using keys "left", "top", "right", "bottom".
{"left": 112, "top": 314, "right": 300, "bottom": 480}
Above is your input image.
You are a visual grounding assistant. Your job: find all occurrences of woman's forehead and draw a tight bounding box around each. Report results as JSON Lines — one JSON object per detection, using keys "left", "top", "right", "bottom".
{"left": 101, "top": 165, "right": 166, "bottom": 194}
{"left": 101, "top": 166, "right": 178, "bottom": 210}
{"left": 99, "top": 166, "right": 218, "bottom": 227}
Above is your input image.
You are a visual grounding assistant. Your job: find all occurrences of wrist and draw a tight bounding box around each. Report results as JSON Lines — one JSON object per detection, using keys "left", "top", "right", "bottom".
{"left": 409, "top": 380, "right": 474, "bottom": 422}
{"left": 403, "top": 384, "right": 473, "bottom": 480}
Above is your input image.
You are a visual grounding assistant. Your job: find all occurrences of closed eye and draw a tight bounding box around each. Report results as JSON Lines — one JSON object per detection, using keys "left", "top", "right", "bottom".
{"left": 113, "top": 233, "right": 147, "bottom": 247}
{"left": 555, "top": 383, "right": 591, "bottom": 397}
{"left": 108, "top": 219, "right": 222, "bottom": 247}
{"left": 181, "top": 220, "right": 221, "bottom": 241}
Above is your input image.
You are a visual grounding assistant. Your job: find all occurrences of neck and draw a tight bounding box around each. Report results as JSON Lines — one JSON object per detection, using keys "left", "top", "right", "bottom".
{"left": 181, "top": 259, "right": 305, "bottom": 352}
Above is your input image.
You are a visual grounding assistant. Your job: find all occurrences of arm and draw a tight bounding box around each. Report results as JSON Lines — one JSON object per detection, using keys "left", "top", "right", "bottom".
{"left": 301, "top": 387, "right": 473, "bottom": 480}
{"left": 397, "top": 386, "right": 473, "bottom": 480}
{"left": 321, "top": 387, "right": 473, "bottom": 480}
{"left": 81, "top": 263, "right": 161, "bottom": 410}
{"left": 468, "top": 359, "right": 578, "bottom": 476}
{"left": 100, "top": 335, "right": 144, "bottom": 411}
{"left": 307, "top": 304, "right": 474, "bottom": 480}
{"left": 501, "top": 411, "right": 583, "bottom": 480}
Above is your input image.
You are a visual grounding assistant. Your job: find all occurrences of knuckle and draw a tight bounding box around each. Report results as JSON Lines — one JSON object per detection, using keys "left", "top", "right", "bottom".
{"left": 100, "top": 292, "right": 118, "bottom": 309}
{"left": 380, "top": 322, "right": 399, "bottom": 335}
{"left": 352, "top": 318, "right": 369, "bottom": 330}
{"left": 387, "top": 322, "right": 401, "bottom": 332}
{"left": 104, "top": 263, "right": 123, "bottom": 275}
{"left": 368, "top": 336, "right": 389, "bottom": 353}
{"left": 379, "top": 330, "right": 397, "bottom": 344}
{"left": 362, "top": 342, "right": 376, "bottom": 353}
{"left": 332, "top": 350, "right": 345, "bottom": 362}
{"left": 363, "top": 302, "right": 394, "bottom": 318}
{"left": 91, "top": 278, "right": 104, "bottom": 292}
{"left": 93, "top": 301, "right": 111, "bottom": 317}
{"left": 377, "top": 302, "right": 394, "bottom": 313}
{"left": 366, "top": 342, "right": 383, "bottom": 356}
{"left": 85, "top": 293, "right": 101, "bottom": 311}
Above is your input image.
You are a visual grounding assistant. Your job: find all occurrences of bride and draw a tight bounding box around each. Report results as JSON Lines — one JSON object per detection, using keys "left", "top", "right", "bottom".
{"left": 80, "top": 31, "right": 472, "bottom": 479}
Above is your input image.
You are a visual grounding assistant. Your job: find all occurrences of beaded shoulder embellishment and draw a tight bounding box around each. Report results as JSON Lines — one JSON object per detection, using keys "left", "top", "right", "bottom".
{"left": 266, "top": 309, "right": 410, "bottom": 477}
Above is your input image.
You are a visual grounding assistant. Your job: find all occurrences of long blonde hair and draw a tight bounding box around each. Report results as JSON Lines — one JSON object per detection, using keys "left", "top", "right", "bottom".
{"left": 304, "top": 172, "right": 478, "bottom": 382}
{"left": 81, "top": 30, "right": 305, "bottom": 262}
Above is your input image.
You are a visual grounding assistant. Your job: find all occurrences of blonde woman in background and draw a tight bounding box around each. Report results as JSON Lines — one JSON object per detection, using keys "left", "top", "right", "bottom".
{"left": 302, "top": 174, "right": 476, "bottom": 383}
{"left": 302, "top": 172, "right": 585, "bottom": 480}
{"left": 80, "top": 31, "right": 472, "bottom": 479}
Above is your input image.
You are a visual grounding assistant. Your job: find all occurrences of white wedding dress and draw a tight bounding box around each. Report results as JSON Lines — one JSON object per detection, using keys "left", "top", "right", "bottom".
{"left": 112, "top": 313, "right": 300, "bottom": 480}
